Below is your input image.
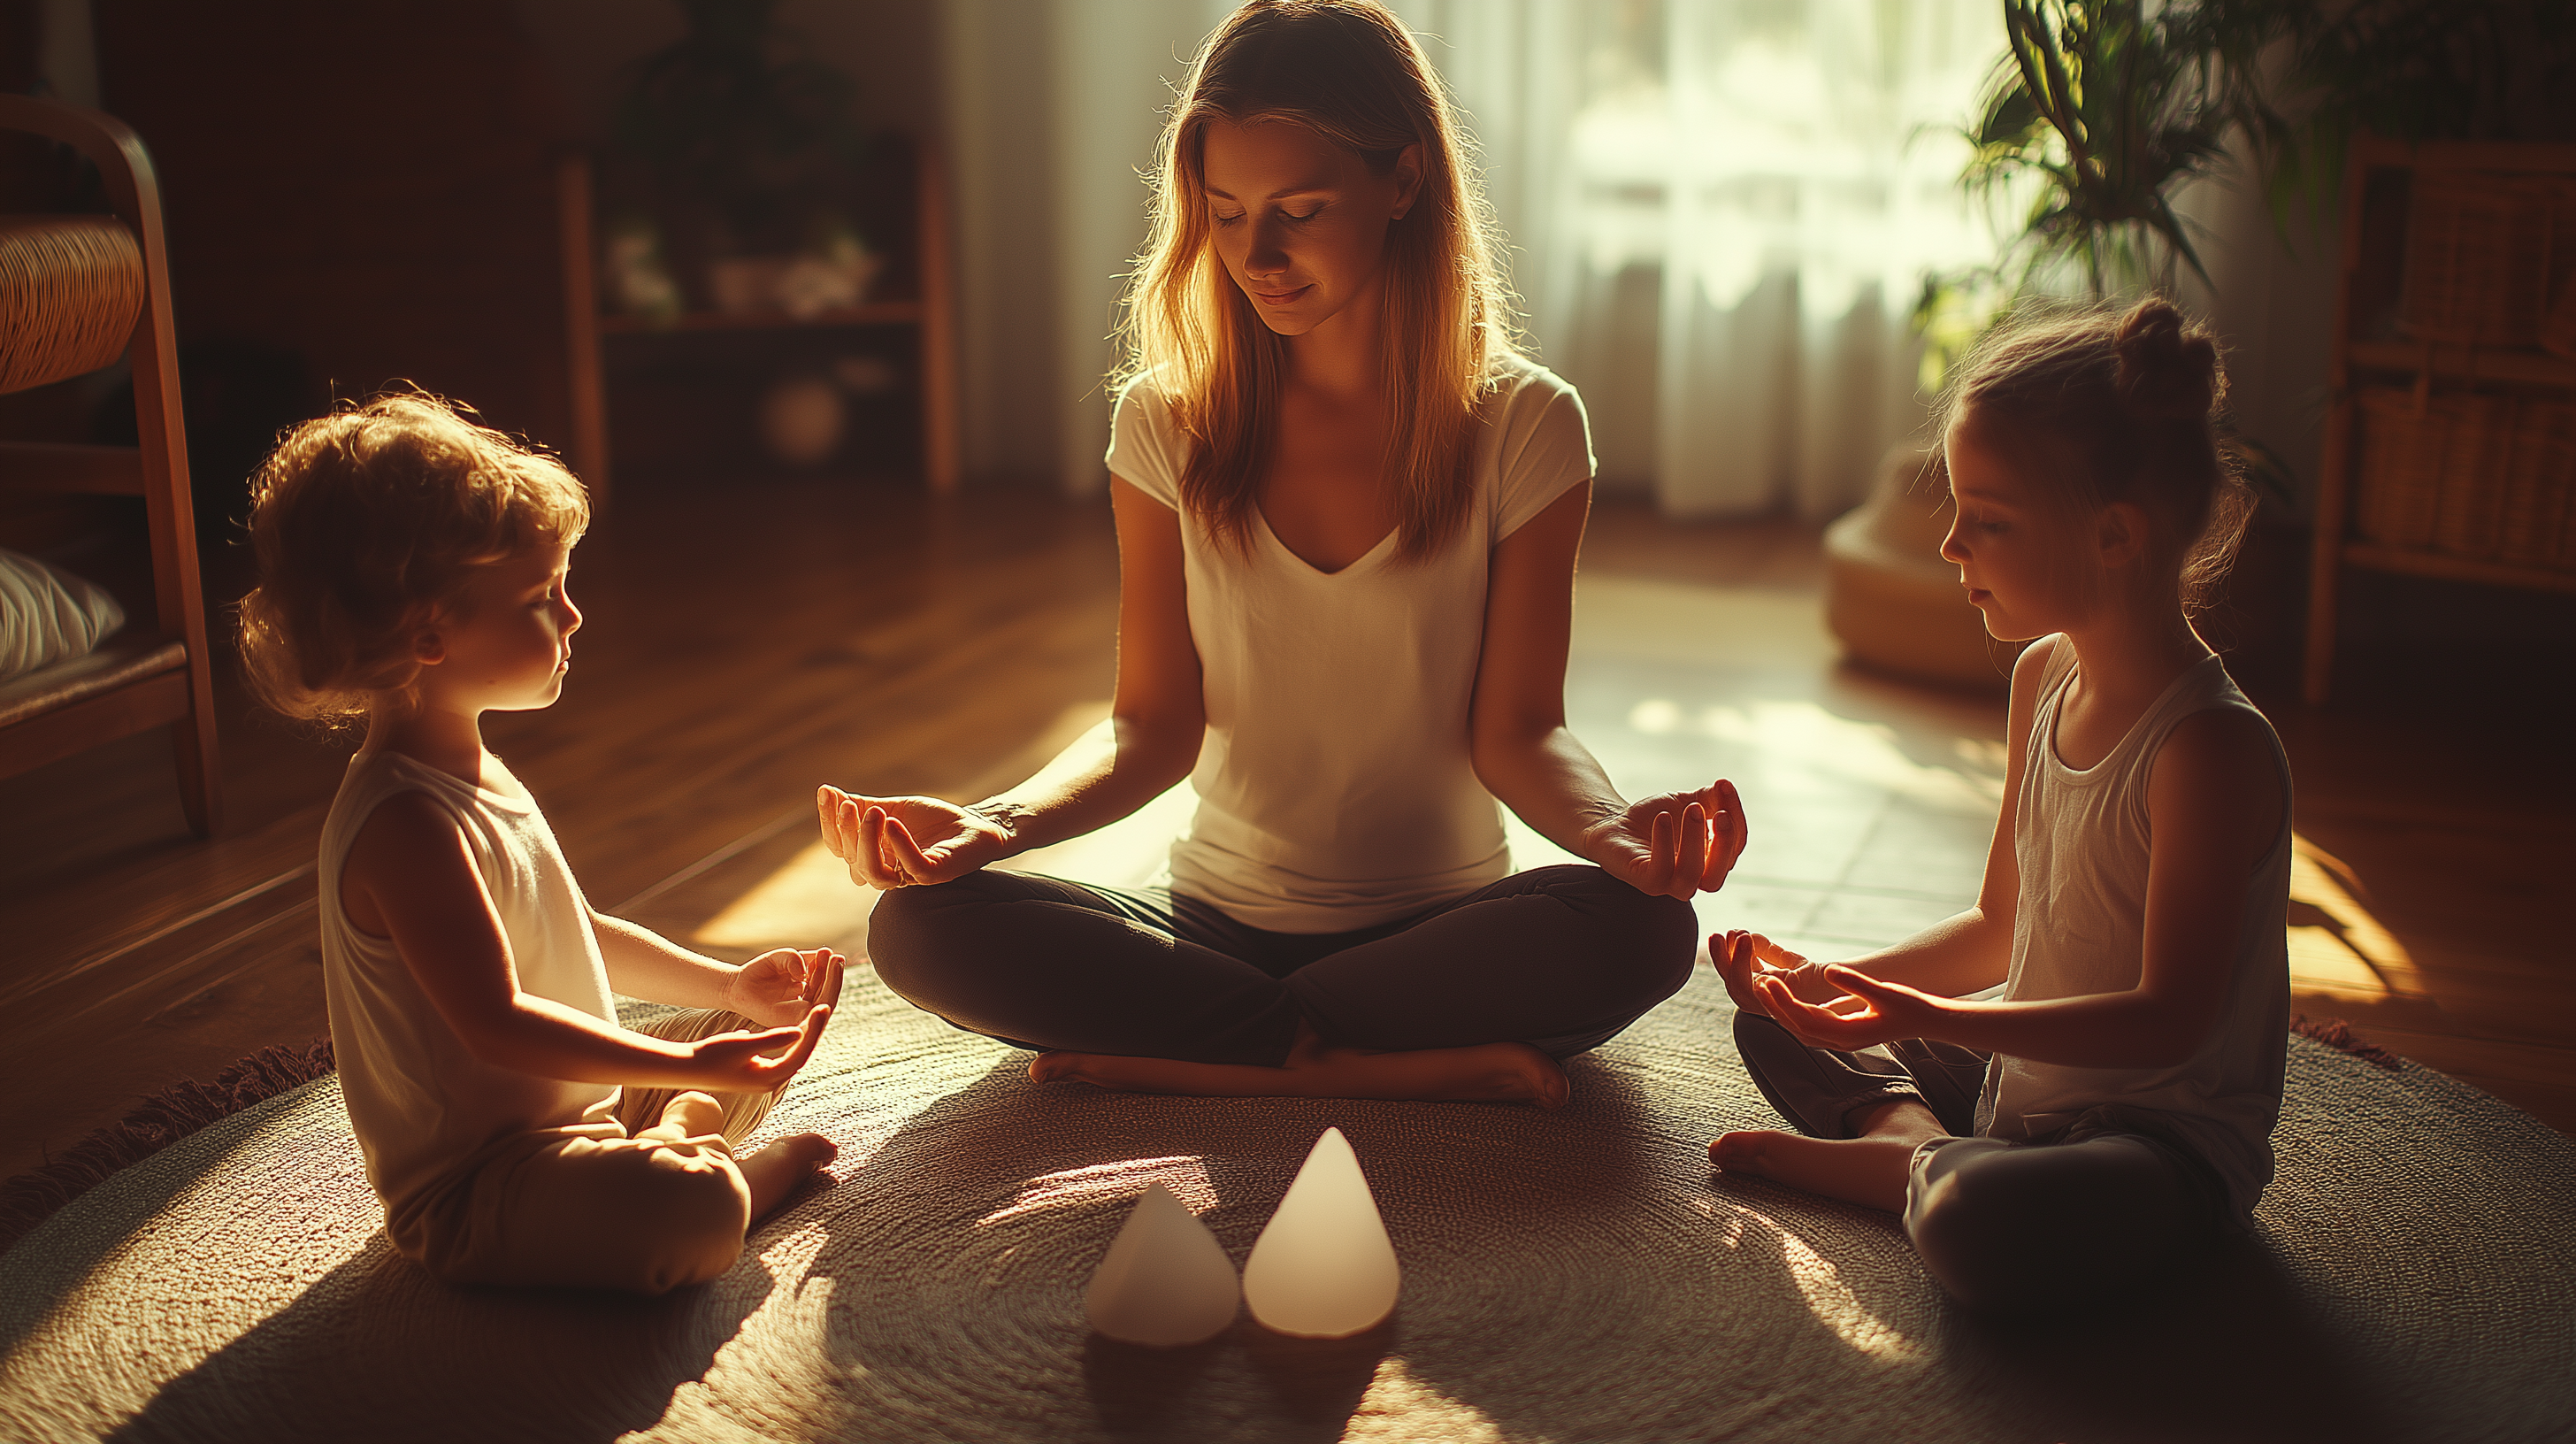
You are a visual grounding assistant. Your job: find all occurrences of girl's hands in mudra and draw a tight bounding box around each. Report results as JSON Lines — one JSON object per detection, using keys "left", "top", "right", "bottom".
{"left": 817, "top": 785, "right": 1010, "bottom": 890}
{"left": 1712, "top": 930, "right": 1844, "bottom": 1019}
{"left": 1583, "top": 779, "right": 1750, "bottom": 900}
{"left": 1755, "top": 965, "right": 1944, "bottom": 1054}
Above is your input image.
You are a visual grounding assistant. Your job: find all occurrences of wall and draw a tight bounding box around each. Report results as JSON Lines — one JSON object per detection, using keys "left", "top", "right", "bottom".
{"left": 2175, "top": 168, "right": 2342, "bottom": 511}
{"left": 941, "top": 0, "right": 1227, "bottom": 494}
{"left": 88, "top": 1, "right": 572, "bottom": 457}
{"left": 510, "top": 0, "right": 939, "bottom": 149}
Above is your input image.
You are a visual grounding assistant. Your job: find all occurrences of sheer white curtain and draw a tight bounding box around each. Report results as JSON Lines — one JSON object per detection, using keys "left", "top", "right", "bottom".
{"left": 1426, "top": 0, "right": 2008, "bottom": 517}
{"left": 940, "top": 1, "right": 2006, "bottom": 517}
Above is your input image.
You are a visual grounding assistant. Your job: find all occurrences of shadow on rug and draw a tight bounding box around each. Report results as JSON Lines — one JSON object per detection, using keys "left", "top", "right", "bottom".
{"left": 3, "top": 969, "right": 2571, "bottom": 1444}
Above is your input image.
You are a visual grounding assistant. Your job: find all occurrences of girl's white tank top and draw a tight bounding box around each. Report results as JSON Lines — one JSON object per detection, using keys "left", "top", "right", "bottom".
{"left": 317, "top": 749, "right": 618, "bottom": 1214}
{"left": 1978, "top": 641, "right": 2293, "bottom": 1217}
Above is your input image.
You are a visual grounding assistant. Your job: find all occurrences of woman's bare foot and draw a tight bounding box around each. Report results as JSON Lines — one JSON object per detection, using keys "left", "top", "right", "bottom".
{"left": 1030, "top": 1027, "right": 1569, "bottom": 1107}
{"left": 739, "top": 1132, "right": 838, "bottom": 1221}
{"left": 1710, "top": 1100, "right": 1944, "bottom": 1212}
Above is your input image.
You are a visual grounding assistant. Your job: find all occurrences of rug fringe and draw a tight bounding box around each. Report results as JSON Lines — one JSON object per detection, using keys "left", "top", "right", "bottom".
{"left": 0, "top": 1036, "right": 335, "bottom": 1258}
{"left": 2291, "top": 1014, "right": 2404, "bottom": 1071}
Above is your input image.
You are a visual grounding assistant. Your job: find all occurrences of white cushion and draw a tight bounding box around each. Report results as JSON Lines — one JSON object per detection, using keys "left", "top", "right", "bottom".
{"left": 0, "top": 547, "right": 126, "bottom": 683}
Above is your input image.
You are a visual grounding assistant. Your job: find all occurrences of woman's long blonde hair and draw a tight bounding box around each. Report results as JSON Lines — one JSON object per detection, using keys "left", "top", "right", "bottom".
{"left": 1115, "top": 0, "right": 1520, "bottom": 561}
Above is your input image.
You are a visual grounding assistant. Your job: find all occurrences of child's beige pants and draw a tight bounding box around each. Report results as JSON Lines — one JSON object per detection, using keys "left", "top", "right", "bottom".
{"left": 389, "top": 1009, "right": 786, "bottom": 1295}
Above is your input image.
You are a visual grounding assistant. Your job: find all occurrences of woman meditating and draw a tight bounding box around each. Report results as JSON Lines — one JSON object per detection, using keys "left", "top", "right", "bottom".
{"left": 820, "top": 0, "right": 1744, "bottom": 1105}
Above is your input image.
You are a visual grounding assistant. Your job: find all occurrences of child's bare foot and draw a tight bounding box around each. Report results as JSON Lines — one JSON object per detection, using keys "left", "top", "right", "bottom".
{"left": 1030, "top": 1033, "right": 1569, "bottom": 1107}
{"left": 740, "top": 1132, "right": 838, "bottom": 1221}
{"left": 1710, "top": 1100, "right": 1944, "bottom": 1212}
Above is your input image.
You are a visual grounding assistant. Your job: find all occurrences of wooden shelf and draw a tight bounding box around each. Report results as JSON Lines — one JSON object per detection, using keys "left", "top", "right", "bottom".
{"left": 2350, "top": 133, "right": 2576, "bottom": 175}
{"left": 556, "top": 144, "right": 957, "bottom": 500}
{"left": 2346, "top": 339, "right": 2576, "bottom": 390}
{"left": 2303, "top": 134, "right": 2576, "bottom": 705}
{"left": 597, "top": 299, "right": 927, "bottom": 335}
{"left": 2343, "top": 542, "right": 2576, "bottom": 595}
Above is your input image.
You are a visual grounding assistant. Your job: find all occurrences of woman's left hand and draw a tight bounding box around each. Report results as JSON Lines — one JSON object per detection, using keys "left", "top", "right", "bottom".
{"left": 1584, "top": 779, "right": 1749, "bottom": 899}
{"left": 1756, "top": 964, "right": 1944, "bottom": 1052}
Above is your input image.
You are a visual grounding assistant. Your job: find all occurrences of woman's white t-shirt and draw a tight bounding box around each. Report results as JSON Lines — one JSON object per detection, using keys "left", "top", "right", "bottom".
{"left": 1105, "top": 355, "right": 1594, "bottom": 933}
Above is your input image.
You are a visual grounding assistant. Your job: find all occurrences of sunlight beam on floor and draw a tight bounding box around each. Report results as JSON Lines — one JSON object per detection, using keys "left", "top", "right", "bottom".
{"left": 978, "top": 1156, "right": 1220, "bottom": 1227}
{"left": 2286, "top": 833, "right": 2425, "bottom": 1002}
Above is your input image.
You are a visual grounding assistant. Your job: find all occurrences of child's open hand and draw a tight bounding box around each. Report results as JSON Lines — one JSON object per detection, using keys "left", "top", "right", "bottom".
{"left": 728, "top": 948, "right": 847, "bottom": 1028}
{"left": 816, "top": 785, "right": 1009, "bottom": 890}
{"left": 1756, "top": 964, "right": 1944, "bottom": 1053}
{"left": 687, "top": 959, "right": 844, "bottom": 1092}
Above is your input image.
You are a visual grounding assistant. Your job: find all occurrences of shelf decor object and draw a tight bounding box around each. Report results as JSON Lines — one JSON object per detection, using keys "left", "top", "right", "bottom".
{"left": 2302, "top": 135, "right": 2576, "bottom": 704}
{"left": 556, "top": 142, "right": 954, "bottom": 499}
{"left": 557, "top": 2, "right": 953, "bottom": 499}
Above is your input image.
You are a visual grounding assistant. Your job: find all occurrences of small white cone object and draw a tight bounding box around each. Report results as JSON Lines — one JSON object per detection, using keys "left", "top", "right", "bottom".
{"left": 1242, "top": 1127, "right": 1400, "bottom": 1338}
{"left": 1085, "top": 1182, "right": 1241, "bottom": 1347}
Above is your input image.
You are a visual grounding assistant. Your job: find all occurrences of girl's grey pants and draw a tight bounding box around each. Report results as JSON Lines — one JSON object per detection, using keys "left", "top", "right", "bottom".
{"left": 1731, "top": 1011, "right": 2236, "bottom": 1314}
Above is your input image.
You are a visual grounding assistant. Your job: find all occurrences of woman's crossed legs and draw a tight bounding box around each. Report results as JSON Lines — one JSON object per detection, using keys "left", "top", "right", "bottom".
{"left": 865, "top": 864, "right": 1697, "bottom": 1104}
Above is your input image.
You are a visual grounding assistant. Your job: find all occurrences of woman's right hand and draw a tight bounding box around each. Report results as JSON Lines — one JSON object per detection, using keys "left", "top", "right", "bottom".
{"left": 817, "top": 785, "right": 1010, "bottom": 890}
{"left": 1583, "top": 779, "right": 1750, "bottom": 899}
{"left": 1712, "top": 929, "right": 1847, "bottom": 1019}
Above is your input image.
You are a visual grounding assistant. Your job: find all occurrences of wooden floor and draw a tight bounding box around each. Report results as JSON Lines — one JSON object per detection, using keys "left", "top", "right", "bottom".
{"left": 3, "top": 476, "right": 2570, "bottom": 1180}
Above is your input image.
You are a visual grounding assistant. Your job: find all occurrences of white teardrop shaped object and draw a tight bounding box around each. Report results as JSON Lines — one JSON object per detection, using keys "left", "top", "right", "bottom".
{"left": 1085, "top": 1182, "right": 1241, "bottom": 1347}
{"left": 1242, "top": 1127, "right": 1400, "bottom": 1338}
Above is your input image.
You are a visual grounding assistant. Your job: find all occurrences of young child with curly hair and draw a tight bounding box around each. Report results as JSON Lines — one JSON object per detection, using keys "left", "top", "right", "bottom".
{"left": 240, "top": 392, "right": 842, "bottom": 1294}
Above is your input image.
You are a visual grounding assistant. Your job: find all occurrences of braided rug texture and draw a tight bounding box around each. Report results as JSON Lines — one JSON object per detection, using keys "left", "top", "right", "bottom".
{"left": 2, "top": 968, "right": 2571, "bottom": 1444}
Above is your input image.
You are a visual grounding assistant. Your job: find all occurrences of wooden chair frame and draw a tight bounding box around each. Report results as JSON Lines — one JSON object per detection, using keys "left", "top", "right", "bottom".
{"left": 1, "top": 95, "right": 220, "bottom": 835}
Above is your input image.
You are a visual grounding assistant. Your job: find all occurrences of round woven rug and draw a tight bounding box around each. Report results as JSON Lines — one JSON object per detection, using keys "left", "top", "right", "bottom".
{"left": 3, "top": 968, "right": 2571, "bottom": 1444}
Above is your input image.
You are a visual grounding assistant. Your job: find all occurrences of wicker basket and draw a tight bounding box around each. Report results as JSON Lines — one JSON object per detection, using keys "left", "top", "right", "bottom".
{"left": 2401, "top": 173, "right": 2558, "bottom": 346}
{"left": 2434, "top": 394, "right": 2518, "bottom": 558}
{"left": 2545, "top": 280, "right": 2576, "bottom": 359}
{"left": 2355, "top": 387, "right": 2514, "bottom": 554}
{"left": 2498, "top": 399, "right": 2576, "bottom": 570}
{"left": 2546, "top": 180, "right": 2576, "bottom": 357}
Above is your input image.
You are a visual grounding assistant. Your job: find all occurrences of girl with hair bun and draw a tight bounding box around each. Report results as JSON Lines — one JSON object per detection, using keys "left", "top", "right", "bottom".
{"left": 820, "top": 0, "right": 1744, "bottom": 1105}
{"left": 1711, "top": 298, "right": 2293, "bottom": 1313}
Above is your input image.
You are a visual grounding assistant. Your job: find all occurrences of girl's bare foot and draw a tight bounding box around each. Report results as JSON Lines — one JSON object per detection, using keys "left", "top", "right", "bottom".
{"left": 740, "top": 1132, "right": 838, "bottom": 1220}
{"left": 1710, "top": 1100, "right": 1944, "bottom": 1212}
{"left": 1030, "top": 1030, "right": 1569, "bottom": 1107}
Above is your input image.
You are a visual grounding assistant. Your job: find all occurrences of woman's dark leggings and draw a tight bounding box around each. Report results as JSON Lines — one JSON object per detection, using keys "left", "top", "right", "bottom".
{"left": 867, "top": 864, "right": 1699, "bottom": 1067}
{"left": 1731, "top": 1012, "right": 2235, "bottom": 1314}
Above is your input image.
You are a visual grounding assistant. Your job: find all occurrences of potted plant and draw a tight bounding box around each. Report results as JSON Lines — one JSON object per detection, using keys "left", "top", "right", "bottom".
{"left": 1912, "top": 0, "right": 2296, "bottom": 385}
{"left": 1896, "top": 0, "right": 2572, "bottom": 674}
{"left": 600, "top": 0, "right": 878, "bottom": 319}
{"left": 1917, "top": 0, "right": 2575, "bottom": 380}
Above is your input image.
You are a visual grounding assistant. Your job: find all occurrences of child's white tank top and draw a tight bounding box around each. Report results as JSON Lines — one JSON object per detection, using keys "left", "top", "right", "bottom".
{"left": 1978, "top": 641, "right": 2292, "bottom": 1217}
{"left": 317, "top": 749, "right": 618, "bottom": 1213}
